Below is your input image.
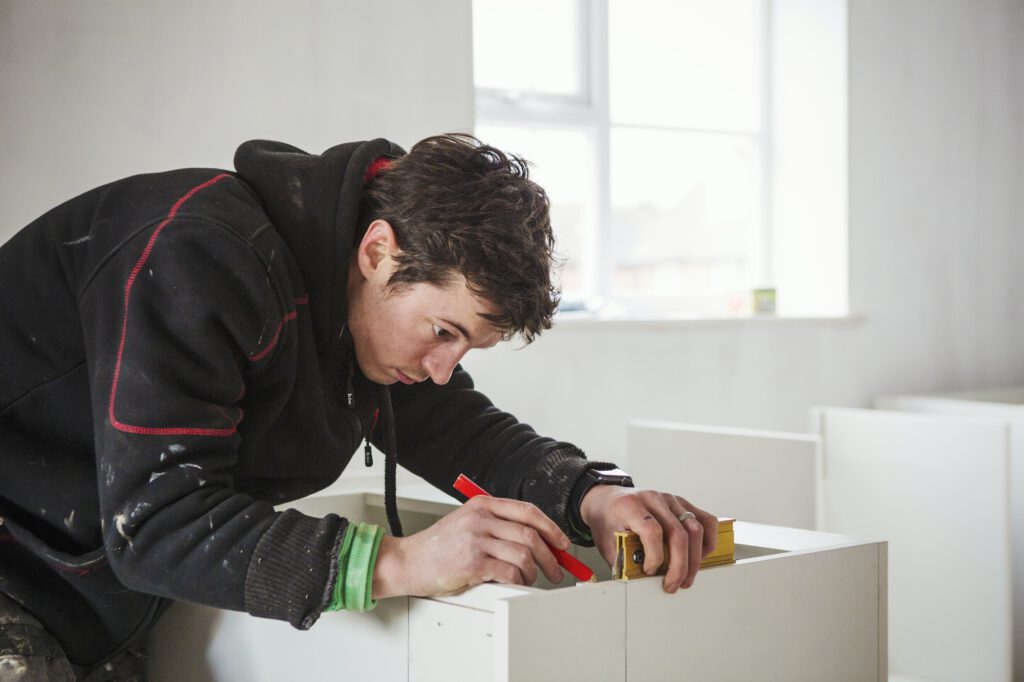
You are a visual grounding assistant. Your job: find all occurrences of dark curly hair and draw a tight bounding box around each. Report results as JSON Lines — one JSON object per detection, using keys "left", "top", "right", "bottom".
{"left": 362, "top": 133, "right": 560, "bottom": 343}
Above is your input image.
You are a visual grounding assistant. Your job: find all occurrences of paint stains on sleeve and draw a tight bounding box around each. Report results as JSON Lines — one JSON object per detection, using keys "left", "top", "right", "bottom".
{"left": 102, "top": 463, "right": 115, "bottom": 487}
{"left": 63, "top": 510, "right": 75, "bottom": 530}
{"left": 168, "top": 444, "right": 186, "bottom": 454}
{"left": 113, "top": 513, "right": 133, "bottom": 548}
{"left": 148, "top": 472, "right": 164, "bottom": 483}
{"left": 61, "top": 234, "right": 92, "bottom": 246}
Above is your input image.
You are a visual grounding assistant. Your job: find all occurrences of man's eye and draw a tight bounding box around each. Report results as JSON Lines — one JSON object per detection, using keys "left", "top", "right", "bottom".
{"left": 432, "top": 325, "right": 451, "bottom": 339}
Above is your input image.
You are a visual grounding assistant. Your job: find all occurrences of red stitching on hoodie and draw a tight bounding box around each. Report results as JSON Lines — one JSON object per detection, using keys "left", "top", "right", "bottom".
{"left": 363, "top": 157, "right": 392, "bottom": 182}
{"left": 247, "top": 296, "right": 308, "bottom": 362}
{"left": 108, "top": 173, "right": 238, "bottom": 437}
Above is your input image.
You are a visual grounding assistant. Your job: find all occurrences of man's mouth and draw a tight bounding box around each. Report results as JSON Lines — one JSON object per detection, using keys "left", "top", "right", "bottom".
{"left": 395, "top": 370, "right": 417, "bottom": 385}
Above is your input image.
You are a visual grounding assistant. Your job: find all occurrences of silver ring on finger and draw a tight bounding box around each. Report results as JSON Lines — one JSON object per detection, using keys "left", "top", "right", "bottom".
{"left": 677, "top": 511, "right": 696, "bottom": 524}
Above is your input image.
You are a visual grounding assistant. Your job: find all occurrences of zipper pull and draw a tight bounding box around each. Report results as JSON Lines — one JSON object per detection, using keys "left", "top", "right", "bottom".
{"left": 364, "top": 438, "right": 373, "bottom": 467}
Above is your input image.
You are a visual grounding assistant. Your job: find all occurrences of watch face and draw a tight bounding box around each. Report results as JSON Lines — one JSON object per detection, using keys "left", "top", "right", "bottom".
{"left": 590, "top": 468, "right": 633, "bottom": 486}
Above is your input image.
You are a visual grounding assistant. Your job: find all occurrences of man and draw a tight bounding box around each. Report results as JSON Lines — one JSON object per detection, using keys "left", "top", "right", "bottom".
{"left": 0, "top": 134, "right": 716, "bottom": 678}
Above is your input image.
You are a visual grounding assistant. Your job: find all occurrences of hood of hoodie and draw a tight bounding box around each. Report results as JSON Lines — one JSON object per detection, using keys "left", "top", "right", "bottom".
{"left": 233, "top": 138, "right": 405, "bottom": 360}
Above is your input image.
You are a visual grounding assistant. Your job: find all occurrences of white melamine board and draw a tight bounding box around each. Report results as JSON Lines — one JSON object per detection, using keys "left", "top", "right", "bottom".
{"left": 628, "top": 420, "right": 818, "bottom": 529}
{"left": 626, "top": 542, "right": 885, "bottom": 682}
{"left": 148, "top": 597, "right": 410, "bottom": 682}
{"left": 876, "top": 393, "right": 1024, "bottom": 680}
{"left": 495, "top": 581, "right": 626, "bottom": 682}
{"left": 919, "top": 386, "right": 1024, "bottom": 405}
{"left": 816, "top": 407, "right": 1013, "bottom": 682}
{"left": 409, "top": 597, "right": 495, "bottom": 682}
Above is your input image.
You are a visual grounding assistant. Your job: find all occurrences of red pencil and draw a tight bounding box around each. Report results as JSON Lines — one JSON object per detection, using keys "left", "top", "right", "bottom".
{"left": 453, "top": 474, "right": 596, "bottom": 583}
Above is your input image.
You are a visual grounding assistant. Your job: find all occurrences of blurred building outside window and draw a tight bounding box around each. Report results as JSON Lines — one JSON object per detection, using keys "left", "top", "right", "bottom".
{"left": 473, "top": 0, "right": 848, "bottom": 319}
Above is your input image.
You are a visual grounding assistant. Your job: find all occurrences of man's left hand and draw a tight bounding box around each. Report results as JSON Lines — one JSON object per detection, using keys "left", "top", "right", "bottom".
{"left": 580, "top": 486, "right": 718, "bottom": 593}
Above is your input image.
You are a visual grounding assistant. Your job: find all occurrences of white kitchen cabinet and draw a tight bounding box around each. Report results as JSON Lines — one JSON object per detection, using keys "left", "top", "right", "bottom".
{"left": 148, "top": 484, "right": 886, "bottom": 681}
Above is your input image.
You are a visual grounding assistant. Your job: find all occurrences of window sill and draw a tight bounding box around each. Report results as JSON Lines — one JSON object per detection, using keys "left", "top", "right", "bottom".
{"left": 552, "top": 310, "right": 865, "bottom": 332}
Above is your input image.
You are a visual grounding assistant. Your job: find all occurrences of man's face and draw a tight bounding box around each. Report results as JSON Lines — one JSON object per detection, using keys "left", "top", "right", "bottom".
{"left": 348, "top": 270, "right": 503, "bottom": 386}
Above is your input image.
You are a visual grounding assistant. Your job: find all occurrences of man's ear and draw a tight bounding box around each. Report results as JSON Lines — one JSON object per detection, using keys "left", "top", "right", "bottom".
{"left": 356, "top": 219, "right": 399, "bottom": 280}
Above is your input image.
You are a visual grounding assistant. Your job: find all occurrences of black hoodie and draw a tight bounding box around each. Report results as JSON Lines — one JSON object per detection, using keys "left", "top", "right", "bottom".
{"left": 0, "top": 139, "right": 602, "bottom": 667}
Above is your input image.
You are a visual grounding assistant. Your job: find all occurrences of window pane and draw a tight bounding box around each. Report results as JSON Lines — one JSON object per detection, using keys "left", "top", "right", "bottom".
{"left": 473, "top": 0, "right": 584, "bottom": 97}
{"left": 609, "top": 0, "right": 761, "bottom": 131}
{"left": 475, "top": 125, "right": 594, "bottom": 298}
{"left": 610, "top": 126, "right": 760, "bottom": 299}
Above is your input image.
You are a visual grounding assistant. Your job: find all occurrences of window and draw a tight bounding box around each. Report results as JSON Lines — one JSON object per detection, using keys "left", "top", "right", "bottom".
{"left": 473, "top": 0, "right": 847, "bottom": 318}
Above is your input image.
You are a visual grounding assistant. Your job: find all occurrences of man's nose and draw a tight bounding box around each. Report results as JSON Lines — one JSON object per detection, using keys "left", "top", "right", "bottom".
{"left": 422, "top": 346, "right": 466, "bottom": 385}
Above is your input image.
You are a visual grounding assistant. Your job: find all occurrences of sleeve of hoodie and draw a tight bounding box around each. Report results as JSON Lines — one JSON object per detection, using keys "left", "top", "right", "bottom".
{"left": 379, "top": 369, "right": 620, "bottom": 545}
{"left": 79, "top": 214, "right": 343, "bottom": 629}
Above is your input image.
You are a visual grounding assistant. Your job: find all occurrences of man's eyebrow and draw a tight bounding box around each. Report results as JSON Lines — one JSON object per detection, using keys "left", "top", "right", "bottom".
{"left": 440, "top": 318, "right": 472, "bottom": 341}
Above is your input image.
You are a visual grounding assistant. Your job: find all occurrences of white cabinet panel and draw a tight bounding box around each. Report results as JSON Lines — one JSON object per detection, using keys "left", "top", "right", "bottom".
{"left": 816, "top": 407, "right": 1012, "bottom": 682}
{"left": 628, "top": 420, "right": 819, "bottom": 529}
{"left": 627, "top": 542, "right": 884, "bottom": 682}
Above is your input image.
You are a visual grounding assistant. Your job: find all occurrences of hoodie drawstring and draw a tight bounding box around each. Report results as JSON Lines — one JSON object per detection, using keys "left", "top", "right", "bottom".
{"left": 345, "top": 342, "right": 403, "bottom": 537}
{"left": 378, "top": 385, "right": 403, "bottom": 537}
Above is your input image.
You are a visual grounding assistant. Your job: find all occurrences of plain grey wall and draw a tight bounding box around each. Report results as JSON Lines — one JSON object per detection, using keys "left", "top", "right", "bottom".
{"left": 0, "top": 0, "right": 474, "bottom": 233}
{"left": 2, "top": 0, "right": 1023, "bottom": 466}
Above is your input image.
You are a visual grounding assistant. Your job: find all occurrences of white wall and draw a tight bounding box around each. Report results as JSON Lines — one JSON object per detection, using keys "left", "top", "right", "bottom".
{"left": 0, "top": 0, "right": 474, "bottom": 232}
{"left": 462, "top": 0, "right": 1024, "bottom": 465}
{"left": 2, "top": 0, "right": 1022, "bottom": 467}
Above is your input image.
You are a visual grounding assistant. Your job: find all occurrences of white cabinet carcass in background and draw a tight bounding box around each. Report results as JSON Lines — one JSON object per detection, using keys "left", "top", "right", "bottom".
{"left": 875, "top": 388, "right": 1024, "bottom": 681}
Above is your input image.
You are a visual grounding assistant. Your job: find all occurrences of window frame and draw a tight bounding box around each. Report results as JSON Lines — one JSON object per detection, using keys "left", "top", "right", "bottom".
{"left": 474, "top": 0, "right": 777, "bottom": 316}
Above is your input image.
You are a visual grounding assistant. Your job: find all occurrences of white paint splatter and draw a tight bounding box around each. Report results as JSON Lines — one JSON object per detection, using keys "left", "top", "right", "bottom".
{"left": 209, "top": 516, "right": 214, "bottom": 530}
{"left": 63, "top": 510, "right": 75, "bottom": 530}
{"left": 113, "top": 513, "right": 132, "bottom": 545}
{"left": 168, "top": 444, "right": 186, "bottom": 454}
{"left": 148, "top": 472, "right": 164, "bottom": 483}
{"left": 159, "top": 452, "right": 167, "bottom": 462}
{"left": 0, "top": 657, "right": 29, "bottom": 675}
{"left": 105, "top": 464, "right": 115, "bottom": 487}
{"left": 62, "top": 234, "right": 92, "bottom": 246}
{"left": 178, "top": 463, "right": 201, "bottom": 470}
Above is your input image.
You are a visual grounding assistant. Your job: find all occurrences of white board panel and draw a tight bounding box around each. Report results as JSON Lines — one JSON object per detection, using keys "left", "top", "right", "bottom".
{"left": 628, "top": 420, "right": 818, "bottom": 529}
{"left": 627, "top": 543, "right": 883, "bottom": 682}
{"left": 816, "top": 407, "right": 1012, "bottom": 682}
{"left": 496, "top": 581, "right": 625, "bottom": 682}
{"left": 877, "top": 393, "right": 1024, "bottom": 681}
{"left": 149, "top": 596, "right": 410, "bottom": 682}
{"left": 409, "top": 597, "right": 495, "bottom": 682}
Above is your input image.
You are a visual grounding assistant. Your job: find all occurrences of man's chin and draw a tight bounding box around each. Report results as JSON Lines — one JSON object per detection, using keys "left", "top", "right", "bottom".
{"left": 355, "top": 359, "right": 396, "bottom": 385}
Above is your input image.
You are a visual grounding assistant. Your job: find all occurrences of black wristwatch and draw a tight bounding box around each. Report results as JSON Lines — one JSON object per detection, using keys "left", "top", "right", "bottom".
{"left": 568, "top": 467, "right": 634, "bottom": 541}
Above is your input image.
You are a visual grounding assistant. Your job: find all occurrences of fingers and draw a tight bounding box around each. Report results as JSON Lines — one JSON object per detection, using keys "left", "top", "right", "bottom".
{"left": 621, "top": 492, "right": 713, "bottom": 593}
{"left": 652, "top": 498, "right": 690, "bottom": 593}
{"left": 697, "top": 509, "right": 719, "bottom": 557}
{"left": 468, "top": 496, "right": 570, "bottom": 550}
{"left": 488, "top": 518, "right": 565, "bottom": 584}
{"left": 459, "top": 496, "right": 569, "bottom": 587}
{"left": 617, "top": 495, "right": 666, "bottom": 575}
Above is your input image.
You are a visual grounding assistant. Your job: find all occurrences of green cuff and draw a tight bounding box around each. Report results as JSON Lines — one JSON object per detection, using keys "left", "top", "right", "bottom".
{"left": 326, "top": 524, "right": 355, "bottom": 612}
{"left": 569, "top": 516, "right": 593, "bottom": 544}
{"left": 326, "top": 522, "right": 384, "bottom": 613}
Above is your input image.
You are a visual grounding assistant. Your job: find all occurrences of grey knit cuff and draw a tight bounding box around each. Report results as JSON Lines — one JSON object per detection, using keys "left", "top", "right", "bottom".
{"left": 243, "top": 509, "right": 347, "bottom": 629}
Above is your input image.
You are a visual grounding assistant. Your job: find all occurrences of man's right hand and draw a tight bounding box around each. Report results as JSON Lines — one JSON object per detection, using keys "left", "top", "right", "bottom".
{"left": 371, "top": 496, "right": 570, "bottom": 599}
